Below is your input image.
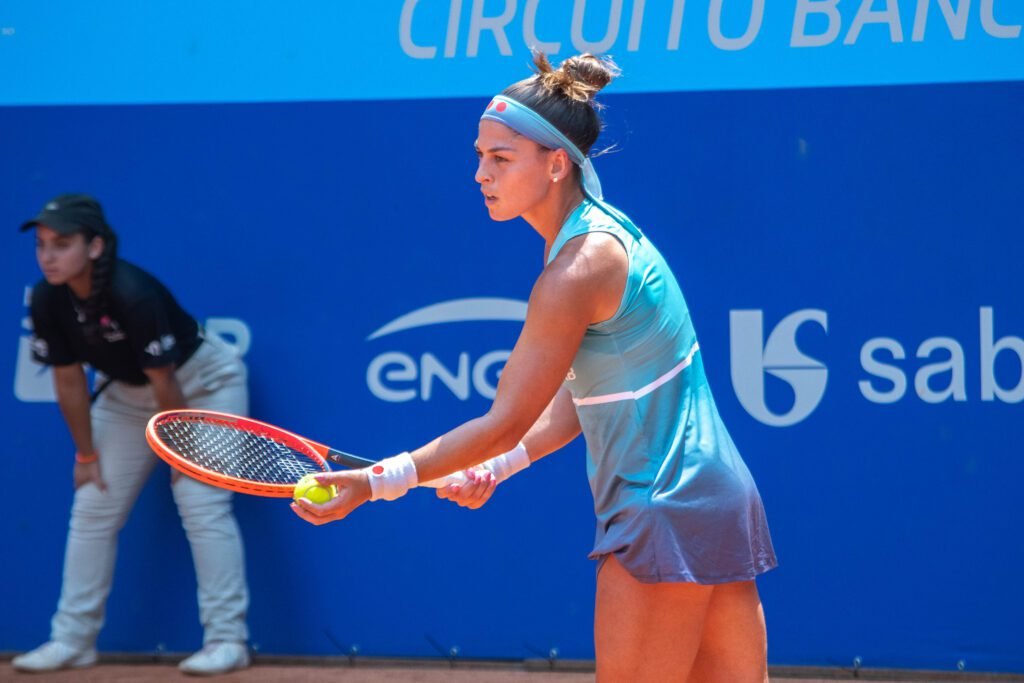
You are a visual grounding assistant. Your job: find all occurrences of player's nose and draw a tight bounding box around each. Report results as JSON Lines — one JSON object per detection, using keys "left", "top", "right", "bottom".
{"left": 475, "top": 160, "right": 491, "bottom": 185}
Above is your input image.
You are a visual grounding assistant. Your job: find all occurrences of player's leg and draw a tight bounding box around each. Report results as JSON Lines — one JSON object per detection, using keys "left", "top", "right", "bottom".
{"left": 594, "top": 554, "right": 713, "bottom": 682}
{"left": 688, "top": 580, "right": 768, "bottom": 683}
{"left": 49, "top": 390, "right": 158, "bottom": 649}
{"left": 172, "top": 337, "right": 250, "bottom": 673}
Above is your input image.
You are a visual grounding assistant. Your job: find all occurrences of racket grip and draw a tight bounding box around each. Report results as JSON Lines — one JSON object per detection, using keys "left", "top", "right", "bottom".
{"left": 419, "top": 471, "right": 469, "bottom": 489}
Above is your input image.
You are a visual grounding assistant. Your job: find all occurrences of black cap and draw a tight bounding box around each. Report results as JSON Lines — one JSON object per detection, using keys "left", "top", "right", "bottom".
{"left": 20, "top": 194, "right": 110, "bottom": 236}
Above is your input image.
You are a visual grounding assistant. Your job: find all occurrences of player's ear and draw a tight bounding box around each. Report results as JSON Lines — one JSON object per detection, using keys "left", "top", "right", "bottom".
{"left": 548, "top": 148, "right": 572, "bottom": 183}
{"left": 87, "top": 235, "right": 105, "bottom": 260}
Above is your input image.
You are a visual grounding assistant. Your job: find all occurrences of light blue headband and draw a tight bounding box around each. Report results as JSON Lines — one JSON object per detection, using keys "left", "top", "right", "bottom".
{"left": 481, "top": 94, "right": 603, "bottom": 201}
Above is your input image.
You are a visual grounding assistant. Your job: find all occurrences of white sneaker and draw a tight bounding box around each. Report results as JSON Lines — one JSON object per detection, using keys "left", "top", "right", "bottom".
{"left": 178, "top": 641, "right": 250, "bottom": 676}
{"left": 11, "top": 640, "right": 98, "bottom": 672}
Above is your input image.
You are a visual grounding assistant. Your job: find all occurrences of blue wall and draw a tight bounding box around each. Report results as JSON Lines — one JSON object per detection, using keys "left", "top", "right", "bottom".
{"left": 2, "top": 3, "right": 1023, "bottom": 675}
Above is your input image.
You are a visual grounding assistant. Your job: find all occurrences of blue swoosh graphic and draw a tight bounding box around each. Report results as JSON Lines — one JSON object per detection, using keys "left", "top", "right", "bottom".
{"left": 367, "top": 298, "right": 528, "bottom": 341}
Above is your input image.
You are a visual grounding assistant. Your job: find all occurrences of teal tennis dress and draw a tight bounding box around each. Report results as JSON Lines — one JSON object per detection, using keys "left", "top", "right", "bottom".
{"left": 549, "top": 199, "right": 777, "bottom": 584}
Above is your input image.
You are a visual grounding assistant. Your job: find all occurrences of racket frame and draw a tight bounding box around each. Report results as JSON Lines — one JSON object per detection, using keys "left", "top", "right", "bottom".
{"left": 146, "top": 409, "right": 370, "bottom": 497}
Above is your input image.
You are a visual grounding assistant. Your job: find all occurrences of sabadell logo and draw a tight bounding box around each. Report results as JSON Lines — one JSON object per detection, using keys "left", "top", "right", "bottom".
{"left": 730, "top": 309, "right": 829, "bottom": 427}
{"left": 730, "top": 307, "right": 1024, "bottom": 427}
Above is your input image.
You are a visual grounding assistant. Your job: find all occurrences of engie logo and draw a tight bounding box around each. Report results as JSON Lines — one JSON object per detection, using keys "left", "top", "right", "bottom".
{"left": 14, "top": 286, "right": 252, "bottom": 402}
{"left": 366, "top": 297, "right": 526, "bottom": 402}
{"left": 730, "top": 309, "right": 829, "bottom": 427}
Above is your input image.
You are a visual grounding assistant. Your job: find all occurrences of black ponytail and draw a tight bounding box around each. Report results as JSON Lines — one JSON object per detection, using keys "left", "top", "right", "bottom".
{"left": 80, "top": 228, "right": 118, "bottom": 343}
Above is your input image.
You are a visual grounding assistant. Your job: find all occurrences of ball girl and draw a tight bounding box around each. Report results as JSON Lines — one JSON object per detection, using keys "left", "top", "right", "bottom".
{"left": 14, "top": 194, "right": 252, "bottom": 676}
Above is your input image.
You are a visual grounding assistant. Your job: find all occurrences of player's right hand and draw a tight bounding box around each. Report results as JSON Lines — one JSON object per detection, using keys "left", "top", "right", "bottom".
{"left": 73, "top": 461, "right": 108, "bottom": 492}
{"left": 436, "top": 467, "right": 497, "bottom": 509}
{"left": 291, "top": 470, "right": 372, "bottom": 525}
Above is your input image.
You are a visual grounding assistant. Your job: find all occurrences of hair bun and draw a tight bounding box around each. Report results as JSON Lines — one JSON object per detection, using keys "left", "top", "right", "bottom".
{"left": 533, "top": 52, "right": 620, "bottom": 103}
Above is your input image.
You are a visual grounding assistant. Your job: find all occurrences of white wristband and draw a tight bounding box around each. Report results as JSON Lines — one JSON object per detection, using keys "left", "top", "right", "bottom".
{"left": 480, "top": 442, "right": 531, "bottom": 483}
{"left": 367, "top": 452, "right": 419, "bottom": 501}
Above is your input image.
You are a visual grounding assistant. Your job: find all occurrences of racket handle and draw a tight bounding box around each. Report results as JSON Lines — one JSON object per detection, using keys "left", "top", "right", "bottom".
{"left": 419, "top": 471, "right": 469, "bottom": 489}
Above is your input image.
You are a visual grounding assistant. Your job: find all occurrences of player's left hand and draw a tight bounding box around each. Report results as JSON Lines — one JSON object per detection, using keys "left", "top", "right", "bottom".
{"left": 291, "top": 470, "right": 371, "bottom": 525}
{"left": 435, "top": 467, "right": 497, "bottom": 509}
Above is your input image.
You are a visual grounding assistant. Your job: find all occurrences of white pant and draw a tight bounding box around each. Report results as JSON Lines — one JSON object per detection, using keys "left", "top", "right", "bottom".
{"left": 51, "top": 334, "right": 250, "bottom": 648}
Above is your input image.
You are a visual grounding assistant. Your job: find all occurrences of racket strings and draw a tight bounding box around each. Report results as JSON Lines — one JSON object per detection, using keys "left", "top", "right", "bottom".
{"left": 156, "top": 419, "right": 323, "bottom": 484}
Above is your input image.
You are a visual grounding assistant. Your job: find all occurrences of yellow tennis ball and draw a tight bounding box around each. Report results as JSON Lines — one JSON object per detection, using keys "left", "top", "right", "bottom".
{"left": 293, "top": 473, "right": 336, "bottom": 504}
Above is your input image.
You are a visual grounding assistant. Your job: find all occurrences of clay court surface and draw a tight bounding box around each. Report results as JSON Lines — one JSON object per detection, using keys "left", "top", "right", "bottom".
{"left": 2, "top": 659, "right": 1023, "bottom": 683}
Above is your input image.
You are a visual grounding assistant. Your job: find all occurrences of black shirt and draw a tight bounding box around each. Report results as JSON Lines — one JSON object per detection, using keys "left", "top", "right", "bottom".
{"left": 30, "top": 259, "right": 202, "bottom": 385}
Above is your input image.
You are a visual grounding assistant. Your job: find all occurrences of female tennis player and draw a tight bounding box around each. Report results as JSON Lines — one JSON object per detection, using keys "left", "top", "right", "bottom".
{"left": 13, "top": 195, "right": 251, "bottom": 676}
{"left": 293, "top": 54, "right": 777, "bottom": 682}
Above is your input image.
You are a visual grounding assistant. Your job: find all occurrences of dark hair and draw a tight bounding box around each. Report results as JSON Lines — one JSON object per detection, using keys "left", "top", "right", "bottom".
{"left": 79, "top": 224, "right": 118, "bottom": 343}
{"left": 501, "top": 52, "right": 620, "bottom": 156}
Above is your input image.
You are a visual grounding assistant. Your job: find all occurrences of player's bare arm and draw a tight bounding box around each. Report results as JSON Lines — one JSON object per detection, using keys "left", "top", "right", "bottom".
{"left": 409, "top": 231, "right": 627, "bottom": 483}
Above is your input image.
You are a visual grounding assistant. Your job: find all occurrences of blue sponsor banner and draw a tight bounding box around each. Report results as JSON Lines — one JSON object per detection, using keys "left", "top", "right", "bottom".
{"left": 1, "top": 2, "right": 1023, "bottom": 674}
{"left": 0, "top": 1, "right": 1022, "bottom": 105}
{"left": 2, "top": 81, "right": 1022, "bottom": 671}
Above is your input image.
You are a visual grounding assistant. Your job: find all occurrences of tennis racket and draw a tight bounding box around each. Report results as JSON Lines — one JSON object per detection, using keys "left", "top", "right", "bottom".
{"left": 146, "top": 409, "right": 464, "bottom": 497}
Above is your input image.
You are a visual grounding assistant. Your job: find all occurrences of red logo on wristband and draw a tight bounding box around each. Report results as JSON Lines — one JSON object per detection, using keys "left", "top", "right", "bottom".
{"left": 372, "top": 465, "right": 385, "bottom": 475}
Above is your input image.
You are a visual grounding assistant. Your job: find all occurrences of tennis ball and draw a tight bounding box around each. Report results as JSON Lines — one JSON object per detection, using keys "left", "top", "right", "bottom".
{"left": 293, "top": 473, "right": 336, "bottom": 504}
